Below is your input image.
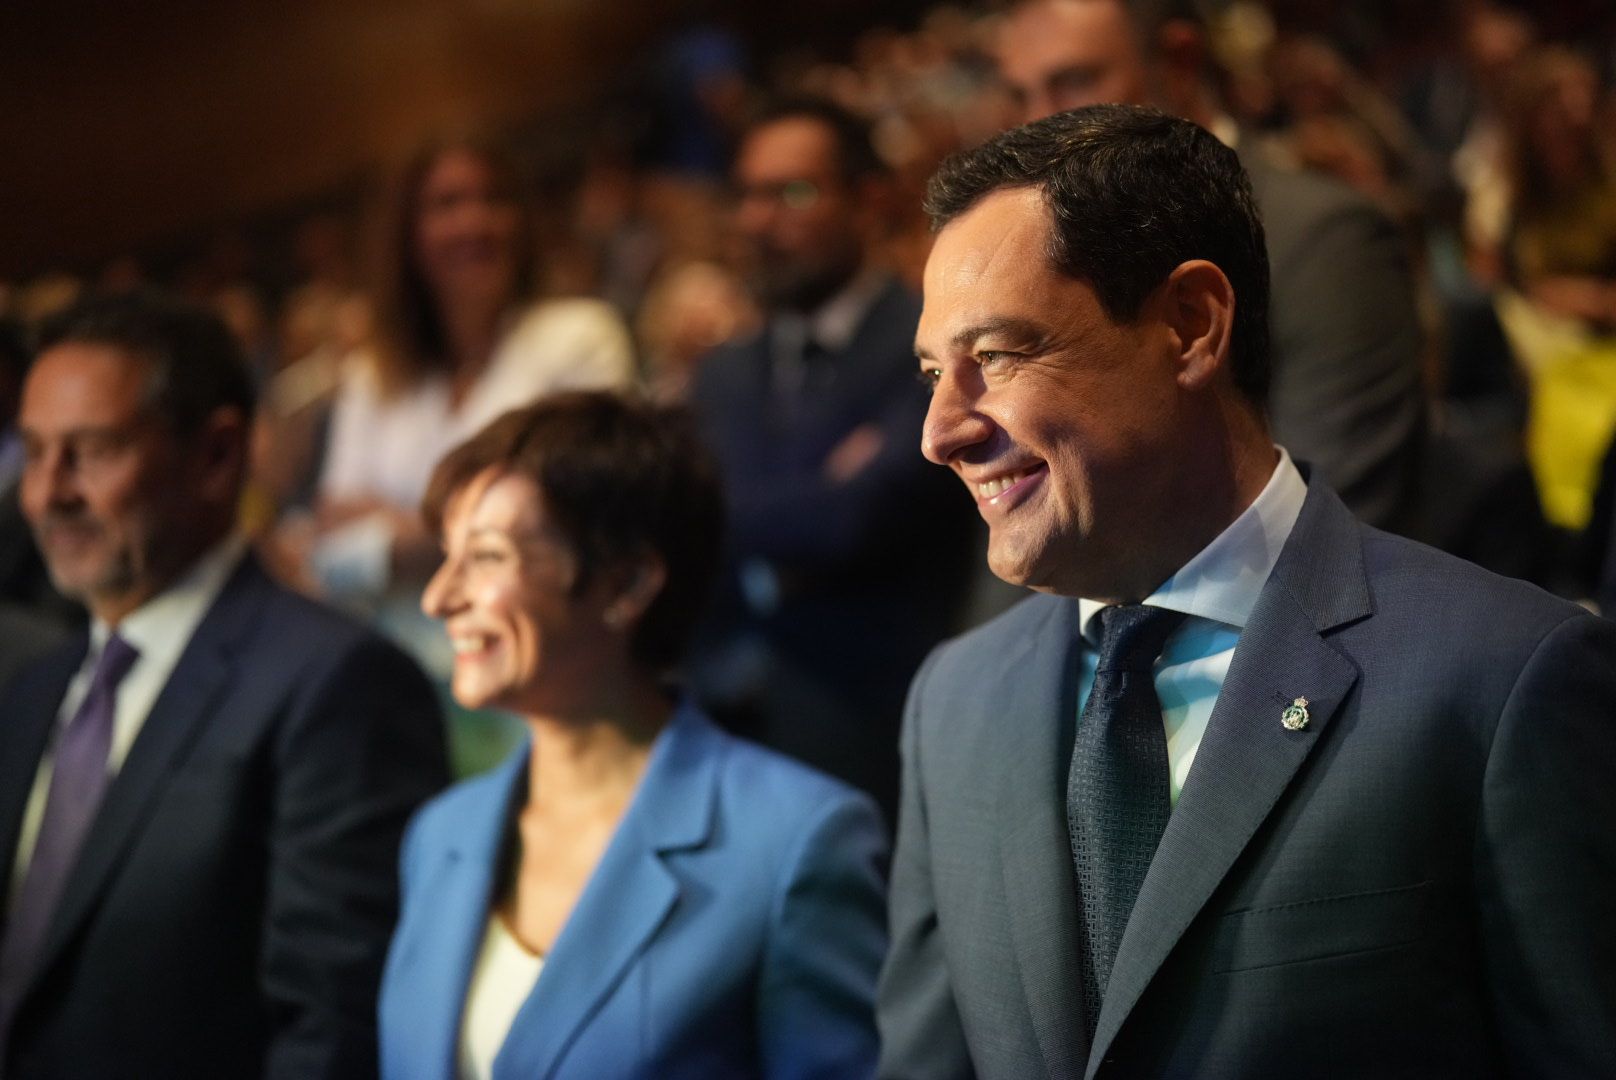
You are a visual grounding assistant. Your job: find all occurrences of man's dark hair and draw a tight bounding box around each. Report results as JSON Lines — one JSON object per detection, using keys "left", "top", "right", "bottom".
{"left": 925, "top": 104, "right": 1271, "bottom": 403}
{"left": 36, "top": 289, "right": 257, "bottom": 434}
{"left": 422, "top": 391, "right": 725, "bottom": 675}
{"left": 744, "top": 97, "right": 885, "bottom": 184}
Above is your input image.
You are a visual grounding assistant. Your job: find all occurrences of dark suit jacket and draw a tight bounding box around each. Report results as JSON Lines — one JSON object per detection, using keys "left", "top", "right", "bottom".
{"left": 380, "top": 703, "right": 888, "bottom": 1079}
{"left": 878, "top": 480, "right": 1616, "bottom": 1078}
{"left": 689, "top": 277, "right": 975, "bottom": 820}
{"left": 0, "top": 554, "right": 449, "bottom": 1080}
{"left": 1249, "top": 158, "right": 1425, "bottom": 534}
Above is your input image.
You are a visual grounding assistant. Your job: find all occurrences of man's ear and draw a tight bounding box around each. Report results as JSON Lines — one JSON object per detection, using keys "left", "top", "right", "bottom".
{"left": 1162, "top": 259, "right": 1236, "bottom": 392}
{"left": 193, "top": 405, "right": 250, "bottom": 503}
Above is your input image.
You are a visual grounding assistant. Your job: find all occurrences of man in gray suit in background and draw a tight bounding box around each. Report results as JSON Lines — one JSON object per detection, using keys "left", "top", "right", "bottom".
{"left": 878, "top": 106, "right": 1616, "bottom": 1077}
{"left": 993, "top": 0, "right": 1425, "bottom": 534}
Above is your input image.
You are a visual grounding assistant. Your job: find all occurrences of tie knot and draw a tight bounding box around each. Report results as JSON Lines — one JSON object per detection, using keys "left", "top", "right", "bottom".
{"left": 1092, "top": 604, "right": 1185, "bottom": 674}
{"left": 91, "top": 632, "right": 140, "bottom": 694}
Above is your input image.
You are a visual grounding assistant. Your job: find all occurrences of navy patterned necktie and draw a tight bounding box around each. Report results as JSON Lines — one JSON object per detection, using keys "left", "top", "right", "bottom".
{"left": 0, "top": 632, "right": 140, "bottom": 1047}
{"left": 1066, "top": 604, "right": 1186, "bottom": 1038}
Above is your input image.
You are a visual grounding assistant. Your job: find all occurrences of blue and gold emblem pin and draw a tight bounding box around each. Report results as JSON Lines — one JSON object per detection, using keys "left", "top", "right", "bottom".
{"left": 1280, "top": 697, "right": 1311, "bottom": 731}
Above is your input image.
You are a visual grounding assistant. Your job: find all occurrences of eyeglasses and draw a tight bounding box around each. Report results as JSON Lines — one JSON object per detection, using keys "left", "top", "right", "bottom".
{"left": 733, "top": 178, "right": 823, "bottom": 211}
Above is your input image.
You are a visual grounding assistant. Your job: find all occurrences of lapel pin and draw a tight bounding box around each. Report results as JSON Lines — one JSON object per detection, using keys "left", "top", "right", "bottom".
{"left": 1280, "top": 697, "right": 1310, "bottom": 731}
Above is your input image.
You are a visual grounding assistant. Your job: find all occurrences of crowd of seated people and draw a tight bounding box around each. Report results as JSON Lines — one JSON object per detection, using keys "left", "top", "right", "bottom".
{"left": 0, "top": 0, "right": 1613, "bottom": 783}
{"left": 1, "top": 2, "right": 1615, "bottom": 1075}
{"left": 2, "top": 4, "right": 1611, "bottom": 598}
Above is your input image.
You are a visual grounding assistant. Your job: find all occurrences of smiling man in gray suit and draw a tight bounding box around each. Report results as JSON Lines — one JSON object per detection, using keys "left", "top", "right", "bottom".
{"left": 878, "top": 105, "right": 1616, "bottom": 1078}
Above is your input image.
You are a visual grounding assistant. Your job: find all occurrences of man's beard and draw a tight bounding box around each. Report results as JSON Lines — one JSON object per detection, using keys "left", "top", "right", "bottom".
{"left": 749, "top": 249, "right": 861, "bottom": 313}
{"left": 33, "top": 509, "right": 139, "bottom": 603}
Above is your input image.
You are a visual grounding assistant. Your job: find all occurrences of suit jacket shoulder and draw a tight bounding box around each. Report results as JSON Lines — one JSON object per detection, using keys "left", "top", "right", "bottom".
{"left": 1243, "top": 156, "right": 1425, "bottom": 533}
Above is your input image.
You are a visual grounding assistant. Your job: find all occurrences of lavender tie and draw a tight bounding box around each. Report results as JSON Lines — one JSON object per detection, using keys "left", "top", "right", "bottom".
{"left": 0, "top": 632, "right": 140, "bottom": 1051}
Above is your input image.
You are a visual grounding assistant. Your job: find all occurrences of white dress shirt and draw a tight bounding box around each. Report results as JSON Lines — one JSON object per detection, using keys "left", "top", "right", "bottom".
{"left": 6, "top": 535, "right": 249, "bottom": 909}
{"left": 459, "top": 915, "right": 545, "bottom": 1080}
{"left": 1076, "top": 449, "right": 1307, "bottom": 804}
{"left": 314, "top": 298, "right": 636, "bottom": 597}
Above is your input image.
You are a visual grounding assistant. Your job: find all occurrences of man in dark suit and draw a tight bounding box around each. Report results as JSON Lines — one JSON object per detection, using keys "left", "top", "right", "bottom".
{"left": 993, "top": 0, "right": 1425, "bottom": 535}
{"left": 688, "top": 99, "right": 973, "bottom": 824}
{"left": 0, "top": 292, "right": 448, "bottom": 1079}
{"left": 878, "top": 106, "right": 1616, "bottom": 1077}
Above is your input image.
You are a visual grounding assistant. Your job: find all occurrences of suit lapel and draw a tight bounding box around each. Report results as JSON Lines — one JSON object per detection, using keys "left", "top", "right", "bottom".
{"left": 0, "top": 643, "right": 85, "bottom": 889}
{"left": 28, "top": 556, "right": 269, "bottom": 984}
{"left": 1086, "top": 484, "right": 1371, "bottom": 1075}
{"left": 994, "top": 599, "right": 1094, "bottom": 1077}
{"left": 400, "top": 749, "right": 528, "bottom": 1080}
{"left": 494, "top": 704, "right": 717, "bottom": 1080}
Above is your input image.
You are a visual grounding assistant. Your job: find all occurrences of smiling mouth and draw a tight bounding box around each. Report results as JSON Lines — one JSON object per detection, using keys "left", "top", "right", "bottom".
{"left": 449, "top": 634, "right": 496, "bottom": 656}
{"left": 971, "top": 464, "right": 1047, "bottom": 505}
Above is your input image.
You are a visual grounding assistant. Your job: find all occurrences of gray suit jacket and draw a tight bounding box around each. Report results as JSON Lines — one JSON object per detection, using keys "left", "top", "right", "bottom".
{"left": 877, "top": 480, "right": 1616, "bottom": 1078}
{"left": 1249, "top": 159, "right": 1424, "bottom": 534}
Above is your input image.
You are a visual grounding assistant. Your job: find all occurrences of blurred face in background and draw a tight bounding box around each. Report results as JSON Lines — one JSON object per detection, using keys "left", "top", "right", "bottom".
{"left": 412, "top": 148, "right": 524, "bottom": 317}
{"left": 995, "top": 0, "right": 1152, "bottom": 122}
{"left": 1528, "top": 58, "right": 1600, "bottom": 186}
{"left": 733, "top": 117, "right": 866, "bottom": 311}
{"left": 19, "top": 344, "right": 221, "bottom": 623}
{"left": 422, "top": 469, "right": 617, "bottom": 716}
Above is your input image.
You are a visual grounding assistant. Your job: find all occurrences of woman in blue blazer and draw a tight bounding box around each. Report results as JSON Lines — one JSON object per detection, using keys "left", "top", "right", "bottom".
{"left": 378, "top": 393, "right": 888, "bottom": 1080}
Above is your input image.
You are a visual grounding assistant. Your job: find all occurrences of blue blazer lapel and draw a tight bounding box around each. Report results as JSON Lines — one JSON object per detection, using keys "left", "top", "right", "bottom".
{"left": 494, "top": 704, "right": 717, "bottom": 1080}
{"left": 394, "top": 748, "right": 528, "bottom": 1080}
{"left": 1087, "top": 483, "right": 1371, "bottom": 1075}
{"left": 993, "top": 599, "right": 1094, "bottom": 1076}
{"left": 0, "top": 642, "right": 84, "bottom": 887}
{"left": 28, "top": 557, "right": 267, "bottom": 987}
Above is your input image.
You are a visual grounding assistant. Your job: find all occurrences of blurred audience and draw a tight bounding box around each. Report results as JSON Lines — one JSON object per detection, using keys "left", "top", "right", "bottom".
{"left": 0, "top": 323, "right": 28, "bottom": 506}
{"left": 381, "top": 392, "right": 886, "bottom": 1079}
{"left": 1499, "top": 46, "right": 1616, "bottom": 325}
{"left": 687, "top": 99, "right": 975, "bottom": 824}
{"left": 1265, "top": 32, "right": 1435, "bottom": 216}
{"left": 291, "top": 135, "right": 635, "bottom": 670}
{"left": 1489, "top": 46, "right": 1616, "bottom": 533}
{"left": 0, "top": 290, "right": 447, "bottom": 1079}
{"left": 993, "top": 0, "right": 1427, "bottom": 537}
{"left": 636, "top": 260, "right": 758, "bottom": 402}
{"left": 6, "top": 0, "right": 1616, "bottom": 668}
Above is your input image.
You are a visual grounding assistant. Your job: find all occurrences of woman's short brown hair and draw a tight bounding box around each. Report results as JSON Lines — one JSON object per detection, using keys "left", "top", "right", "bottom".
{"left": 422, "top": 390, "right": 724, "bottom": 674}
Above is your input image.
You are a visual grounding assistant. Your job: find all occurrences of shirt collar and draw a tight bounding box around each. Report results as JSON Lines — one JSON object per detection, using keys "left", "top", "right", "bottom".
{"left": 90, "top": 533, "right": 250, "bottom": 669}
{"left": 1079, "top": 447, "right": 1306, "bottom": 642}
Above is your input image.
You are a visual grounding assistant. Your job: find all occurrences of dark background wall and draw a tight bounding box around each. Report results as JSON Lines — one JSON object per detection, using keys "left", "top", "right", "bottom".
{"left": 0, "top": 0, "right": 927, "bottom": 280}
